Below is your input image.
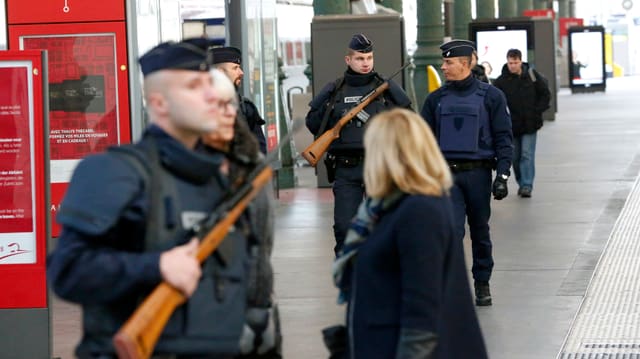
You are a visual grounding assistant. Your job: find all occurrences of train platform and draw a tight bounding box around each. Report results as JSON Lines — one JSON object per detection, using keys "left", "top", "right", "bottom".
{"left": 50, "top": 75, "right": 640, "bottom": 358}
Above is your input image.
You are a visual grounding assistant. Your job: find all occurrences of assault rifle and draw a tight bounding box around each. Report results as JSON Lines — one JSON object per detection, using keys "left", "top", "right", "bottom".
{"left": 301, "top": 63, "right": 409, "bottom": 167}
{"left": 113, "top": 122, "right": 300, "bottom": 359}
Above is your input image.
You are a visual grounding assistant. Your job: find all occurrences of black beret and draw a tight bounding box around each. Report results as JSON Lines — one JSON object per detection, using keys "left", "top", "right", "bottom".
{"left": 210, "top": 46, "right": 242, "bottom": 65}
{"left": 440, "top": 39, "right": 476, "bottom": 58}
{"left": 139, "top": 38, "right": 215, "bottom": 76}
{"left": 349, "top": 33, "right": 373, "bottom": 53}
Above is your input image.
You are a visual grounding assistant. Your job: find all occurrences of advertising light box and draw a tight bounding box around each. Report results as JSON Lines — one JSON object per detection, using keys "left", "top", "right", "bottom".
{"left": 470, "top": 21, "right": 534, "bottom": 80}
{"left": 10, "top": 22, "right": 131, "bottom": 236}
{"left": 0, "top": 50, "right": 49, "bottom": 308}
{"left": 568, "top": 26, "right": 606, "bottom": 92}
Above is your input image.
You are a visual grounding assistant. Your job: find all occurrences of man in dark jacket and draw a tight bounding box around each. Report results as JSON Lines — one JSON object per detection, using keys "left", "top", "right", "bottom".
{"left": 211, "top": 46, "right": 268, "bottom": 154}
{"left": 305, "top": 33, "right": 412, "bottom": 256}
{"left": 493, "top": 48, "right": 551, "bottom": 198}
{"left": 420, "top": 39, "right": 513, "bottom": 306}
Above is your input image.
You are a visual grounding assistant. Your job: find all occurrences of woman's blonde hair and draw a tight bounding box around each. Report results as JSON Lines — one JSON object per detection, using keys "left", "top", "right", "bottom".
{"left": 364, "top": 108, "right": 452, "bottom": 198}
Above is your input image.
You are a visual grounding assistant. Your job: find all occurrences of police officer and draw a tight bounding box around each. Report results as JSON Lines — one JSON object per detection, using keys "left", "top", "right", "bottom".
{"left": 420, "top": 39, "right": 513, "bottom": 306}
{"left": 305, "top": 33, "right": 412, "bottom": 255}
{"left": 211, "top": 46, "right": 268, "bottom": 154}
{"left": 47, "top": 38, "right": 273, "bottom": 358}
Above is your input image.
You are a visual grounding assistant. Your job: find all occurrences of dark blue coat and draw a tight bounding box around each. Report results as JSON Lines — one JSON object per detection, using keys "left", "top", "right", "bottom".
{"left": 348, "top": 195, "right": 488, "bottom": 358}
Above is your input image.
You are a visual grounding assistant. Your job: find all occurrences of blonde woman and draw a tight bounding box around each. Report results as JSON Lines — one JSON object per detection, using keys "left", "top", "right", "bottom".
{"left": 333, "top": 109, "right": 488, "bottom": 358}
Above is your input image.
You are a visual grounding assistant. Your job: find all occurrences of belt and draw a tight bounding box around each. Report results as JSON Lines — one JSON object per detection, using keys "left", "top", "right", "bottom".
{"left": 334, "top": 155, "right": 364, "bottom": 167}
{"left": 448, "top": 160, "right": 494, "bottom": 172}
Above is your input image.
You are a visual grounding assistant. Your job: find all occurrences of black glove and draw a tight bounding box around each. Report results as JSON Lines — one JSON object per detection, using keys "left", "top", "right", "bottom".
{"left": 492, "top": 174, "right": 508, "bottom": 200}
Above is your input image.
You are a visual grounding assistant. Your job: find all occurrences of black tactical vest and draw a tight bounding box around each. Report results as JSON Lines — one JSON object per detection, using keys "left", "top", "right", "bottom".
{"left": 79, "top": 137, "right": 251, "bottom": 357}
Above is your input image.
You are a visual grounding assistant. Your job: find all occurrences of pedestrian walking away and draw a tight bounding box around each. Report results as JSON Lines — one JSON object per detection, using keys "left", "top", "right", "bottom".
{"left": 420, "top": 39, "right": 513, "bottom": 306}
{"left": 493, "top": 48, "right": 551, "bottom": 198}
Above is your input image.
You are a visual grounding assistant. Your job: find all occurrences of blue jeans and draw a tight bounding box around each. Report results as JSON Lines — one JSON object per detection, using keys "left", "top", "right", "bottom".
{"left": 449, "top": 167, "right": 494, "bottom": 282}
{"left": 513, "top": 132, "right": 537, "bottom": 190}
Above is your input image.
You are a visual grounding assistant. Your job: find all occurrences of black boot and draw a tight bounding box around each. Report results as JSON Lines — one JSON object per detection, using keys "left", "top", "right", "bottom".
{"left": 474, "top": 280, "right": 492, "bottom": 306}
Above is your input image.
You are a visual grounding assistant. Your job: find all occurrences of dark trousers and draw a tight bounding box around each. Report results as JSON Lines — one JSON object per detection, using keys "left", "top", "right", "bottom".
{"left": 332, "top": 161, "right": 365, "bottom": 255}
{"left": 449, "top": 167, "right": 494, "bottom": 282}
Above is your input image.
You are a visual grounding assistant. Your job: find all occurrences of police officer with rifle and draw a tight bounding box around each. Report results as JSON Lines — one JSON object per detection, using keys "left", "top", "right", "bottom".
{"left": 47, "top": 38, "right": 279, "bottom": 359}
{"left": 305, "top": 33, "right": 412, "bottom": 256}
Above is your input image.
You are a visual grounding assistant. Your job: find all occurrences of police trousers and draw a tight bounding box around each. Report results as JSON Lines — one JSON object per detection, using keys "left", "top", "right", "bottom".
{"left": 449, "top": 167, "right": 494, "bottom": 282}
{"left": 332, "top": 158, "right": 365, "bottom": 256}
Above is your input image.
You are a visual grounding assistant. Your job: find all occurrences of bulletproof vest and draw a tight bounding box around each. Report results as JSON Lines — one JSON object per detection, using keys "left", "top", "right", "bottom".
{"left": 81, "top": 137, "right": 250, "bottom": 356}
{"left": 329, "top": 76, "right": 387, "bottom": 152}
{"left": 436, "top": 82, "right": 495, "bottom": 160}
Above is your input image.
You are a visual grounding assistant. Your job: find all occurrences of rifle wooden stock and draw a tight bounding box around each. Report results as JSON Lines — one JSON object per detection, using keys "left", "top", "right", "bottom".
{"left": 113, "top": 166, "right": 274, "bottom": 359}
{"left": 301, "top": 81, "right": 390, "bottom": 167}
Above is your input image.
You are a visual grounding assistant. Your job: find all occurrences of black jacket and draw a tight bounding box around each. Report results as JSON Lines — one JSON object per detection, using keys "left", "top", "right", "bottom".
{"left": 493, "top": 62, "right": 551, "bottom": 136}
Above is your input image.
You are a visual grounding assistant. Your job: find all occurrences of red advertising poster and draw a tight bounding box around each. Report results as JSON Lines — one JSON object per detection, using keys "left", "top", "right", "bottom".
{"left": 266, "top": 123, "right": 278, "bottom": 152}
{"left": 0, "top": 65, "right": 36, "bottom": 264}
{"left": 10, "top": 22, "right": 132, "bottom": 236}
{"left": 22, "top": 35, "right": 120, "bottom": 161}
{"left": 0, "top": 50, "right": 48, "bottom": 309}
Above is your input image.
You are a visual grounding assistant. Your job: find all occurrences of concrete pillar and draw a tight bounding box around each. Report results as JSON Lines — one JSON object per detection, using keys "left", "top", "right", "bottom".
{"left": 517, "top": 0, "right": 534, "bottom": 15}
{"left": 313, "top": 0, "right": 349, "bottom": 15}
{"left": 498, "top": 0, "right": 517, "bottom": 18}
{"left": 476, "top": 0, "right": 495, "bottom": 19}
{"left": 380, "top": 0, "right": 403, "bottom": 12}
{"left": 413, "top": 0, "right": 445, "bottom": 106}
{"left": 454, "top": 0, "right": 472, "bottom": 39}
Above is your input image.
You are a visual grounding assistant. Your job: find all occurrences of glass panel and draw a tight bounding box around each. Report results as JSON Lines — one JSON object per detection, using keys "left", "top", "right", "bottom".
{"left": 246, "top": 0, "right": 279, "bottom": 151}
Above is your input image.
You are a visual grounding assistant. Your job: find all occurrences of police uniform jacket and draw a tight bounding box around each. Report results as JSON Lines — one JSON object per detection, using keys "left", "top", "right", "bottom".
{"left": 420, "top": 74, "right": 513, "bottom": 177}
{"left": 47, "top": 125, "right": 255, "bottom": 358}
{"left": 493, "top": 62, "right": 551, "bottom": 137}
{"left": 348, "top": 195, "right": 488, "bottom": 358}
{"left": 306, "top": 68, "right": 411, "bottom": 156}
{"left": 238, "top": 94, "right": 268, "bottom": 155}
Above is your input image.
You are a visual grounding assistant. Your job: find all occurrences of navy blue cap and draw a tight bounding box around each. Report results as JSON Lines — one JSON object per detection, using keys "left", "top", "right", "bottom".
{"left": 349, "top": 33, "right": 373, "bottom": 53}
{"left": 440, "top": 39, "right": 476, "bottom": 58}
{"left": 210, "top": 46, "right": 242, "bottom": 65}
{"left": 139, "top": 38, "right": 216, "bottom": 76}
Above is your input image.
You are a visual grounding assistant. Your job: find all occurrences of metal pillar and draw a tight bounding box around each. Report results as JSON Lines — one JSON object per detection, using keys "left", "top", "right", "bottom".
{"left": 313, "top": 0, "right": 349, "bottom": 15}
{"left": 380, "top": 0, "right": 403, "bottom": 12}
{"left": 534, "top": 0, "right": 550, "bottom": 9}
{"left": 569, "top": 0, "right": 576, "bottom": 17}
{"left": 476, "top": 0, "right": 495, "bottom": 19}
{"left": 454, "top": 0, "right": 472, "bottom": 39}
{"left": 498, "top": 0, "right": 517, "bottom": 18}
{"left": 557, "top": 0, "right": 569, "bottom": 17}
{"left": 277, "top": 58, "right": 295, "bottom": 189}
{"left": 517, "top": 0, "right": 534, "bottom": 14}
{"left": 444, "top": 0, "right": 454, "bottom": 38}
{"left": 414, "top": 0, "right": 444, "bottom": 107}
